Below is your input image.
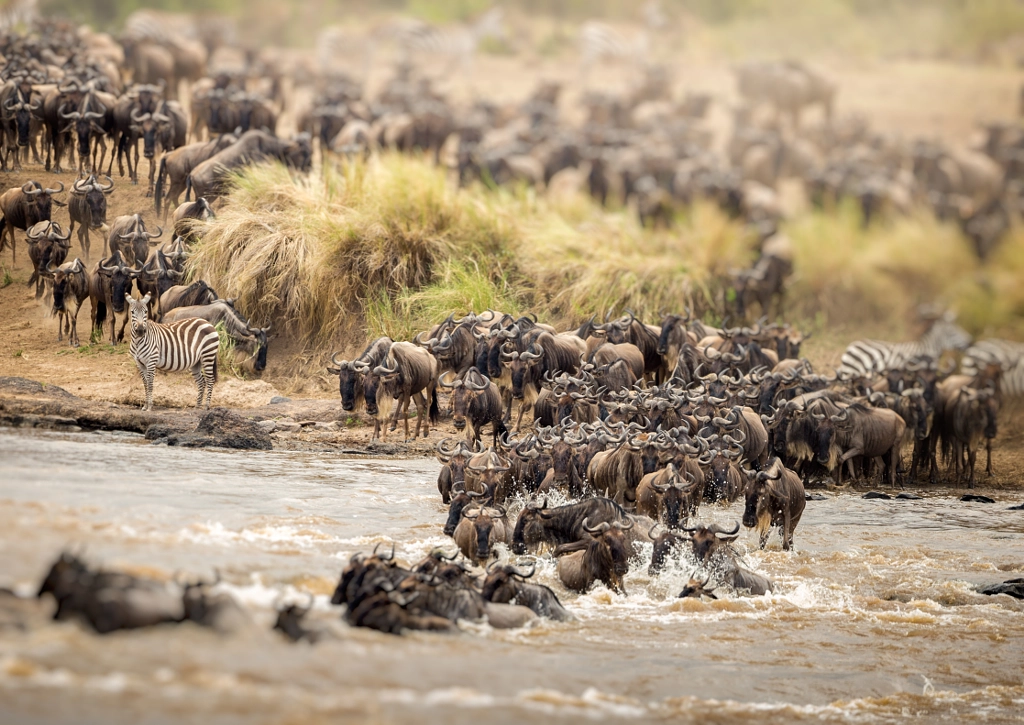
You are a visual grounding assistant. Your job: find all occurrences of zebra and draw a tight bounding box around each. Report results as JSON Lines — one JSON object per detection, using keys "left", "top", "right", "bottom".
{"left": 578, "top": 21, "right": 649, "bottom": 79}
{"left": 392, "top": 7, "right": 505, "bottom": 74}
{"left": 837, "top": 314, "right": 972, "bottom": 378}
{"left": 962, "top": 339, "right": 1024, "bottom": 397}
{"left": 126, "top": 293, "right": 219, "bottom": 411}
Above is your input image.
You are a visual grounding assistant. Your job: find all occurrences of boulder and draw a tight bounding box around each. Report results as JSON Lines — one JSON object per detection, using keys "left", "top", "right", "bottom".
{"left": 862, "top": 491, "right": 891, "bottom": 500}
{"left": 979, "top": 578, "right": 1024, "bottom": 599}
{"left": 153, "top": 409, "right": 272, "bottom": 450}
{"left": 960, "top": 494, "right": 996, "bottom": 504}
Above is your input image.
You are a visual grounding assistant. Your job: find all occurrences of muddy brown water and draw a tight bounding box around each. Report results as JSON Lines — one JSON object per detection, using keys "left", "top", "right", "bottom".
{"left": 0, "top": 427, "right": 1022, "bottom": 725}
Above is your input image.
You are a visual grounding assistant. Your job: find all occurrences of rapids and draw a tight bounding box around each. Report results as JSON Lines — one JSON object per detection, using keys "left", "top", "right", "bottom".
{"left": 1, "top": 428, "right": 1022, "bottom": 724}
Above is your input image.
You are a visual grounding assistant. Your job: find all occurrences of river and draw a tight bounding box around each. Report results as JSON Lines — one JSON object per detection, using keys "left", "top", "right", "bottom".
{"left": 1, "top": 428, "right": 1022, "bottom": 724}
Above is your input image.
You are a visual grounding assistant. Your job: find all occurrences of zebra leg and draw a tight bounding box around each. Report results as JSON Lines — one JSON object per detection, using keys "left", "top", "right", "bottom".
{"left": 136, "top": 361, "right": 155, "bottom": 411}
{"left": 192, "top": 365, "right": 205, "bottom": 408}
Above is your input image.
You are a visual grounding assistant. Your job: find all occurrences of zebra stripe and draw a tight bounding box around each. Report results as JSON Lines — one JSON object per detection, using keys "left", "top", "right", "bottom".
{"left": 392, "top": 8, "right": 504, "bottom": 71}
{"left": 578, "top": 21, "right": 648, "bottom": 72}
{"left": 962, "top": 339, "right": 1024, "bottom": 396}
{"left": 837, "top": 318, "right": 972, "bottom": 377}
{"left": 127, "top": 296, "right": 219, "bottom": 410}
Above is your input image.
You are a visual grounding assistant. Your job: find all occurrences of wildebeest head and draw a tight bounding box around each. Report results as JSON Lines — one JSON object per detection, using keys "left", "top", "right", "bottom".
{"left": 117, "top": 214, "right": 163, "bottom": 267}
{"left": 443, "top": 484, "right": 475, "bottom": 537}
{"left": 462, "top": 505, "right": 506, "bottom": 562}
{"left": 538, "top": 424, "right": 584, "bottom": 485}
{"left": 742, "top": 463, "right": 781, "bottom": 530}
{"left": 682, "top": 521, "right": 740, "bottom": 563}
{"left": 330, "top": 543, "right": 397, "bottom": 606}
{"left": 273, "top": 595, "right": 315, "bottom": 642}
{"left": 99, "top": 252, "right": 139, "bottom": 314}
{"left": 962, "top": 387, "right": 1000, "bottom": 440}
{"left": 678, "top": 575, "right": 717, "bottom": 600}
{"left": 61, "top": 103, "right": 106, "bottom": 161}
{"left": 511, "top": 496, "right": 549, "bottom": 555}
{"left": 71, "top": 175, "right": 113, "bottom": 228}
{"left": 130, "top": 110, "right": 172, "bottom": 159}
{"left": 697, "top": 440, "right": 743, "bottom": 503}
{"left": 581, "top": 518, "right": 634, "bottom": 593}
{"left": 652, "top": 464, "right": 699, "bottom": 529}
{"left": 412, "top": 548, "right": 472, "bottom": 587}
{"left": 37, "top": 550, "right": 89, "bottom": 599}
{"left": 26, "top": 221, "right": 71, "bottom": 274}
{"left": 363, "top": 353, "right": 402, "bottom": 416}
{"left": 647, "top": 524, "right": 687, "bottom": 576}
{"left": 481, "top": 562, "right": 535, "bottom": 603}
{"left": 245, "top": 324, "right": 271, "bottom": 372}
{"left": 327, "top": 354, "right": 369, "bottom": 411}
{"left": 20, "top": 180, "right": 65, "bottom": 225}
{"left": 502, "top": 342, "right": 543, "bottom": 400}
{"left": 284, "top": 133, "right": 313, "bottom": 172}
{"left": 439, "top": 368, "right": 489, "bottom": 431}
{"left": 7, "top": 88, "right": 41, "bottom": 146}
{"left": 49, "top": 258, "right": 85, "bottom": 314}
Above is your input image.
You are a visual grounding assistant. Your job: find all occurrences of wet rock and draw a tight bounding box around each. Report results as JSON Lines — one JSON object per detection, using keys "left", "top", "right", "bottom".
{"left": 960, "top": 494, "right": 996, "bottom": 504}
{"left": 269, "top": 396, "right": 291, "bottom": 405}
{"left": 979, "top": 578, "right": 1024, "bottom": 599}
{"left": 1007, "top": 502, "right": 1024, "bottom": 510}
{"left": 365, "top": 441, "right": 405, "bottom": 455}
{"left": 896, "top": 493, "right": 922, "bottom": 500}
{"left": 0, "top": 377, "right": 75, "bottom": 399}
{"left": 0, "top": 412, "right": 81, "bottom": 431}
{"left": 862, "top": 491, "right": 892, "bottom": 500}
{"left": 805, "top": 494, "right": 828, "bottom": 501}
{"left": 163, "top": 409, "right": 272, "bottom": 450}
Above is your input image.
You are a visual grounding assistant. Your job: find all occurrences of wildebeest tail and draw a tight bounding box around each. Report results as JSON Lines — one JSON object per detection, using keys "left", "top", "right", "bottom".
{"left": 0, "top": 216, "right": 6, "bottom": 248}
{"left": 154, "top": 157, "right": 167, "bottom": 215}
{"left": 184, "top": 174, "right": 193, "bottom": 202}
{"left": 93, "top": 299, "right": 107, "bottom": 329}
{"left": 430, "top": 387, "right": 439, "bottom": 425}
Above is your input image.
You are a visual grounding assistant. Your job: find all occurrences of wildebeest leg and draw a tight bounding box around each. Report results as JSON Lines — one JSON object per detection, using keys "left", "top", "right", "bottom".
{"left": 781, "top": 504, "right": 792, "bottom": 550}
{"left": 967, "top": 445, "right": 977, "bottom": 489}
{"left": 147, "top": 155, "right": 157, "bottom": 198}
{"left": 116, "top": 310, "right": 130, "bottom": 343}
{"left": 411, "top": 390, "right": 428, "bottom": 439}
{"left": 985, "top": 439, "right": 993, "bottom": 476}
{"left": 69, "top": 302, "right": 81, "bottom": 347}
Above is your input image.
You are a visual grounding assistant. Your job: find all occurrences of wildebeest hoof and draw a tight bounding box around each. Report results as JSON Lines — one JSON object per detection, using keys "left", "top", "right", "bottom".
{"left": 961, "top": 494, "right": 995, "bottom": 503}
{"left": 862, "top": 491, "right": 891, "bottom": 500}
{"left": 895, "top": 493, "right": 922, "bottom": 500}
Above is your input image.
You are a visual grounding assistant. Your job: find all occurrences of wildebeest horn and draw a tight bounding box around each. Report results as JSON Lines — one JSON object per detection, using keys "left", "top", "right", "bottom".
{"left": 373, "top": 542, "right": 396, "bottom": 561}
{"left": 43, "top": 182, "right": 64, "bottom": 195}
{"left": 97, "top": 176, "right": 114, "bottom": 192}
{"left": 22, "top": 182, "right": 42, "bottom": 196}
{"left": 146, "top": 225, "right": 163, "bottom": 239}
{"left": 581, "top": 518, "right": 610, "bottom": 534}
{"left": 710, "top": 521, "right": 740, "bottom": 536}
{"left": 510, "top": 563, "right": 536, "bottom": 578}
{"left": 438, "top": 371, "right": 460, "bottom": 388}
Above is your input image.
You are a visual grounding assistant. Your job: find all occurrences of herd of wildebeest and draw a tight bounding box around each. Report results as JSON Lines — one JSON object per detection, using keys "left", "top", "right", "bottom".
{"left": 2, "top": 12, "right": 1024, "bottom": 637}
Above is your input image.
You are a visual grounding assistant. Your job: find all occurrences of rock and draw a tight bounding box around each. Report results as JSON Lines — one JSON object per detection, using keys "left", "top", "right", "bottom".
{"left": 1007, "top": 502, "right": 1024, "bottom": 510}
{"left": 273, "top": 420, "right": 302, "bottom": 433}
{"left": 145, "top": 423, "right": 186, "bottom": 440}
{"left": 314, "top": 421, "right": 339, "bottom": 431}
{"left": 960, "top": 494, "right": 996, "bottom": 504}
{"left": 256, "top": 420, "right": 278, "bottom": 432}
{"left": 805, "top": 494, "right": 828, "bottom": 501}
{"left": 269, "top": 396, "right": 291, "bottom": 405}
{"left": 896, "top": 493, "right": 922, "bottom": 500}
{"left": 163, "top": 409, "right": 272, "bottom": 450}
{"left": 862, "top": 491, "right": 892, "bottom": 500}
{"left": 979, "top": 578, "right": 1024, "bottom": 599}
{"left": 0, "top": 377, "right": 75, "bottom": 399}
{"left": 365, "top": 441, "right": 404, "bottom": 455}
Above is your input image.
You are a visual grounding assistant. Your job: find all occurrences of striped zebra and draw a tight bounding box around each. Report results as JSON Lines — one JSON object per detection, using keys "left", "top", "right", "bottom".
{"left": 962, "top": 339, "right": 1024, "bottom": 396}
{"left": 837, "top": 315, "right": 972, "bottom": 378}
{"left": 126, "top": 293, "right": 219, "bottom": 411}
{"left": 392, "top": 7, "right": 505, "bottom": 74}
{"left": 578, "top": 21, "right": 649, "bottom": 78}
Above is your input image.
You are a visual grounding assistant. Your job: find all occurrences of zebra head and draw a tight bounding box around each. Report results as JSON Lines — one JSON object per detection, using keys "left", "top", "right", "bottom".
{"left": 126, "top": 293, "right": 153, "bottom": 335}
{"left": 924, "top": 313, "right": 972, "bottom": 353}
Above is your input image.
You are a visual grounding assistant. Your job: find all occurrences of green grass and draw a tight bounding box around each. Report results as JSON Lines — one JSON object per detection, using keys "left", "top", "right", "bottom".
{"left": 58, "top": 343, "right": 125, "bottom": 356}
{"left": 1, "top": 266, "right": 12, "bottom": 288}
{"left": 186, "top": 154, "right": 1024, "bottom": 373}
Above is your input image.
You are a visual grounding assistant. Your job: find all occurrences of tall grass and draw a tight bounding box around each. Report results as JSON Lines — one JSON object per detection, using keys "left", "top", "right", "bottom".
{"left": 187, "top": 154, "right": 1023, "bottom": 371}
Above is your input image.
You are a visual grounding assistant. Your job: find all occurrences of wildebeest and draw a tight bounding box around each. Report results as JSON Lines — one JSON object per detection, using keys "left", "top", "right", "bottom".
{"left": 482, "top": 563, "right": 575, "bottom": 621}
{"left": 741, "top": 457, "right": 805, "bottom": 550}
{"left": 158, "top": 280, "right": 219, "bottom": 315}
{"left": 49, "top": 257, "right": 90, "bottom": 347}
{"left": 107, "top": 213, "right": 163, "bottom": 266}
{"left": 833, "top": 403, "right": 907, "bottom": 486}
{"left": 636, "top": 463, "right": 701, "bottom": 529}
{"left": 326, "top": 336, "right": 395, "bottom": 414}
{"left": 36, "top": 551, "right": 184, "bottom": 634}
{"left": 154, "top": 133, "right": 237, "bottom": 216}
{"left": 435, "top": 438, "right": 478, "bottom": 504}
{"left": 0, "top": 180, "right": 65, "bottom": 264}
{"left": 363, "top": 341, "right": 439, "bottom": 442}
{"left": 186, "top": 129, "right": 313, "bottom": 203}
{"left": 67, "top": 174, "right": 114, "bottom": 261}
{"left": 511, "top": 496, "right": 633, "bottom": 554}
{"left": 941, "top": 386, "right": 999, "bottom": 488}
{"left": 439, "top": 367, "right": 508, "bottom": 446}
{"left": 25, "top": 221, "right": 71, "bottom": 298}
{"left": 162, "top": 300, "right": 272, "bottom": 372}
{"left": 452, "top": 505, "right": 511, "bottom": 565}
{"left": 682, "top": 521, "right": 773, "bottom": 595}
{"left": 554, "top": 518, "right": 635, "bottom": 594}
{"left": 89, "top": 251, "right": 139, "bottom": 343}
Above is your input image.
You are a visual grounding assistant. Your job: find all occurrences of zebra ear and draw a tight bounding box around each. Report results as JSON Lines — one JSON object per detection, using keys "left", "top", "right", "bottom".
{"left": 142, "top": 293, "right": 152, "bottom": 305}
{"left": 125, "top": 293, "right": 133, "bottom": 304}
